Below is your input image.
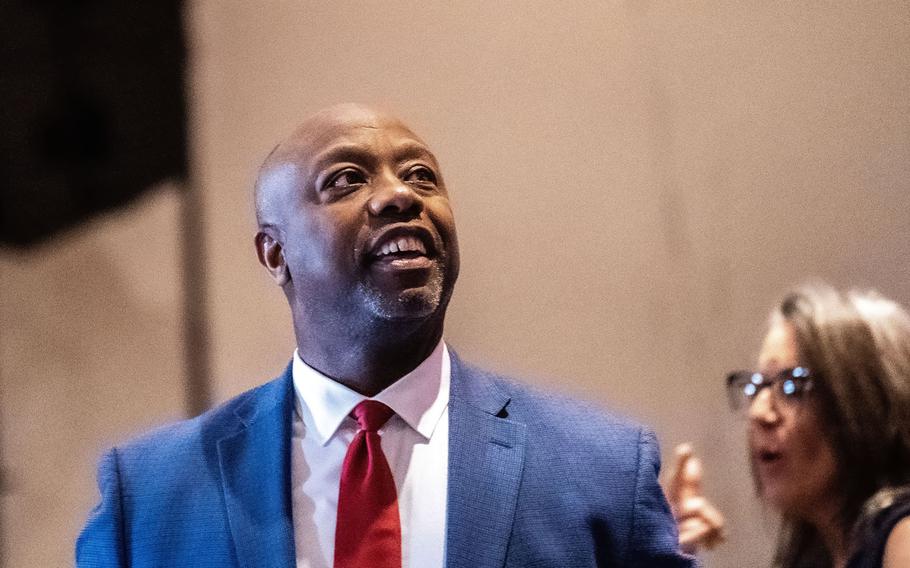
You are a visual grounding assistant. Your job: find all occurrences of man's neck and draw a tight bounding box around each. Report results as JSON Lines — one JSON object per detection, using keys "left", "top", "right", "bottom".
{"left": 294, "top": 317, "right": 444, "bottom": 397}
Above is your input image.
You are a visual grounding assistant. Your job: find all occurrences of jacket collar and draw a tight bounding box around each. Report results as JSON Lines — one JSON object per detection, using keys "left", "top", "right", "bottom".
{"left": 217, "top": 365, "right": 296, "bottom": 568}
{"left": 446, "top": 351, "right": 527, "bottom": 568}
{"left": 216, "top": 351, "right": 527, "bottom": 568}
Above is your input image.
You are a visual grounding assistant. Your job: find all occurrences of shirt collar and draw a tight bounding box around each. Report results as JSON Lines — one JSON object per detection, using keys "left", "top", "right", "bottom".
{"left": 292, "top": 340, "right": 450, "bottom": 446}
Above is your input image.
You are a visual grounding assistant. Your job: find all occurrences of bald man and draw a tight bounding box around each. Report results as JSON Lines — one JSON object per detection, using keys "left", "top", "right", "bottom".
{"left": 77, "top": 104, "right": 692, "bottom": 567}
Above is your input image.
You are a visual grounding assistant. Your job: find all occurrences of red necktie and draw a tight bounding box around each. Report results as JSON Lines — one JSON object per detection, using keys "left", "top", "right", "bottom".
{"left": 334, "top": 400, "right": 402, "bottom": 568}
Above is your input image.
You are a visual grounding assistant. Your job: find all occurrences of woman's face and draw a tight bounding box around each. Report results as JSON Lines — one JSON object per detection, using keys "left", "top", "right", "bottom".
{"left": 748, "top": 320, "right": 840, "bottom": 518}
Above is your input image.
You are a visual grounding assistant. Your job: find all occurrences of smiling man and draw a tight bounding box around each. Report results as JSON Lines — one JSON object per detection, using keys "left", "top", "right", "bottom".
{"left": 77, "top": 104, "right": 692, "bottom": 568}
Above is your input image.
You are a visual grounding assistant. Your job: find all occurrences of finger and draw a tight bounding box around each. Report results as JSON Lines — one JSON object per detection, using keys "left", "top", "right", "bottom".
{"left": 666, "top": 443, "right": 694, "bottom": 504}
{"left": 677, "top": 499, "right": 726, "bottom": 532}
{"left": 678, "top": 497, "right": 725, "bottom": 527}
{"left": 678, "top": 515, "right": 719, "bottom": 535}
{"left": 679, "top": 506, "right": 726, "bottom": 542}
{"left": 678, "top": 454, "right": 703, "bottom": 501}
{"left": 698, "top": 500, "right": 726, "bottom": 531}
{"left": 667, "top": 446, "right": 702, "bottom": 509}
{"left": 679, "top": 518, "right": 725, "bottom": 553}
{"left": 678, "top": 518, "right": 711, "bottom": 553}
{"left": 676, "top": 496, "right": 710, "bottom": 519}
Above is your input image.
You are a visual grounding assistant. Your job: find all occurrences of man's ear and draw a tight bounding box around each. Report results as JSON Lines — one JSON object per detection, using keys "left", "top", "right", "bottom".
{"left": 255, "top": 230, "right": 290, "bottom": 286}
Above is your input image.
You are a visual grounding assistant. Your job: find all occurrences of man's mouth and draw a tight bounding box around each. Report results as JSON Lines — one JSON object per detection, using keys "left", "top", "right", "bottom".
{"left": 366, "top": 227, "right": 437, "bottom": 273}
{"left": 374, "top": 235, "right": 427, "bottom": 259}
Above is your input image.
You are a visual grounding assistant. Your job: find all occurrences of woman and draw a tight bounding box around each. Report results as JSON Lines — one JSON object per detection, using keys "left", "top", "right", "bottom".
{"left": 669, "top": 284, "right": 910, "bottom": 567}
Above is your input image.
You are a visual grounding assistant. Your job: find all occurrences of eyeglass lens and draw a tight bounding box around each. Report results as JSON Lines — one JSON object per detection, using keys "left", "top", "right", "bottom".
{"left": 727, "top": 367, "right": 812, "bottom": 411}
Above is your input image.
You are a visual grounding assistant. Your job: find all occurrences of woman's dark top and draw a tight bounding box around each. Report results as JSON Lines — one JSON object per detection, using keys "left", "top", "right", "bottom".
{"left": 847, "top": 487, "right": 910, "bottom": 568}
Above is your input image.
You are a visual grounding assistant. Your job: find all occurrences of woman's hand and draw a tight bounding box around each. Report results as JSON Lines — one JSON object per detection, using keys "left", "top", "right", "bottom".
{"left": 664, "top": 443, "right": 726, "bottom": 555}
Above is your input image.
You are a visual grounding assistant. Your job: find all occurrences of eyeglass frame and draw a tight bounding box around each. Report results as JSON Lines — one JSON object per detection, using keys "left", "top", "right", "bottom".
{"left": 725, "top": 366, "right": 815, "bottom": 413}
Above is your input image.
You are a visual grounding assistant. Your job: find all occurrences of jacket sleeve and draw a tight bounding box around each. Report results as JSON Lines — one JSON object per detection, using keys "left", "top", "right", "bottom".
{"left": 626, "top": 428, "right": 698, "bottom": 567}
{"left": 76, "top": 448, "right": 127, "bottom": 567}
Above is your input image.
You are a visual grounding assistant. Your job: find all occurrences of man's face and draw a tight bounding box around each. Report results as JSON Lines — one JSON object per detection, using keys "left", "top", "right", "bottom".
{"left": 259, "top": 108, "right": 459, "bottom": 327}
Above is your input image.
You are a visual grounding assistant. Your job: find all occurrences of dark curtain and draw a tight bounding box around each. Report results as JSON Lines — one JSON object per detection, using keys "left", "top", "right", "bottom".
{"left": 0, "top": 0, "right": 187, "bottom": 247}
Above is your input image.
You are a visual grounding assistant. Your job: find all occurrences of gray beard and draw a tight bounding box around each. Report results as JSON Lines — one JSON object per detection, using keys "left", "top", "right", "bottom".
{"left": 355, "top": 270, "right": 446, "bottom": 322}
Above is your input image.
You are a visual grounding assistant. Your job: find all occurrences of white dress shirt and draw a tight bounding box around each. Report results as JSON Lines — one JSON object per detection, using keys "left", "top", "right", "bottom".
{"left": 290, "top": 341, "right": 450, "bottom": 568}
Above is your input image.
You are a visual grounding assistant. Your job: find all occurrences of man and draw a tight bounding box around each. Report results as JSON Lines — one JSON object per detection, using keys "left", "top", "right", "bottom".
{"left": 77, "top": 104, "right": 692, "bottom": 567}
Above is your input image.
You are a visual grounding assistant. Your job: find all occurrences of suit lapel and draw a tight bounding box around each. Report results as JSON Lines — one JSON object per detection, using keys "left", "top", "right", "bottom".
{"left": 217, "top": 369, "right": 296, "bottom": 568}
{"left": 446, "top": 353, "right": 527, "bottom": 568}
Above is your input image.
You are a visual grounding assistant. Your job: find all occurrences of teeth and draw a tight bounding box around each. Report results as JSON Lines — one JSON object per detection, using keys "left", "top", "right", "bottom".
{"left": 376, "top": 236, "right": 427, "bottom": 257}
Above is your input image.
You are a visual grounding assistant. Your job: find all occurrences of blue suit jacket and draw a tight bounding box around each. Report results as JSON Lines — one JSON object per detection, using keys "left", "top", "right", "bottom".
{"left": 77, "top": 353, "right": 693, "bottom": 567}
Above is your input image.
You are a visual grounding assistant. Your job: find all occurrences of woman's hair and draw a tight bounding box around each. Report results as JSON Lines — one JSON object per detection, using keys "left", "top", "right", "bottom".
{"left": 769, "top": 284, "right": 910, "bottom": 567}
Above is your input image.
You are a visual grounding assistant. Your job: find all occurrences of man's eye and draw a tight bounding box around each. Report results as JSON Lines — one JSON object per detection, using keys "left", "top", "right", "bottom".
{"left": 404, "top": 166, "right": 437, "bottom": 185}
{"left": 327, "top": 169, "right": 367, "bottom": 189}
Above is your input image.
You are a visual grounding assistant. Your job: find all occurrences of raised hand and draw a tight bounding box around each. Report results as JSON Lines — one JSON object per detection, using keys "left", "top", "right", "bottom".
{"left": 665, "top": 443, "right": 726, "bottom": 555}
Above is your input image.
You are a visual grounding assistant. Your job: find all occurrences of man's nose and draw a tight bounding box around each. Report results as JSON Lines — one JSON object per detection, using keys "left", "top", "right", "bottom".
{"left": 367, "top": 174, "right": 422, "bottom": 217}
{"left": 748, "top": 387, "right": 780, "bottom": 426}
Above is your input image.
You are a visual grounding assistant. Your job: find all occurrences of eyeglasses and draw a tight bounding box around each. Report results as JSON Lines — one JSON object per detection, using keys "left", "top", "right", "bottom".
{"left": 725, "top": 367, "right": 814, "bottom": 413}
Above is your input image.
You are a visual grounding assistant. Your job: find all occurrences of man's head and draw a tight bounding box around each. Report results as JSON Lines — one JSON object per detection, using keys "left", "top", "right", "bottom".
{"left": 254, "top": 103, "right": 460, "bottom": 341}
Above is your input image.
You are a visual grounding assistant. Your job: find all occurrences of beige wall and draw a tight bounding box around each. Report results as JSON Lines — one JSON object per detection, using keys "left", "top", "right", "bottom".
{"left": 2, "top": 2, "right": 908, "bottom": 566}
{"left": 0, "top": 188, "right": 187, "bottom": 567}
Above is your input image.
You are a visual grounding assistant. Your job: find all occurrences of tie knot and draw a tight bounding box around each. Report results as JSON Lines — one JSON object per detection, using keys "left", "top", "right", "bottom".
{"left": 351, "top": 400, "right": 394, "bottom": 432}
